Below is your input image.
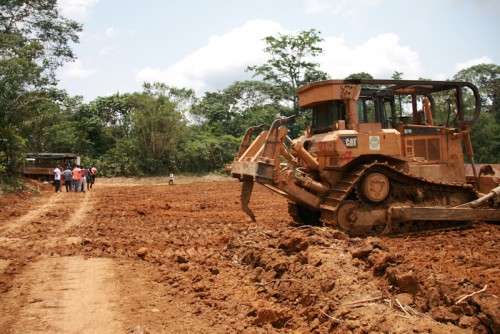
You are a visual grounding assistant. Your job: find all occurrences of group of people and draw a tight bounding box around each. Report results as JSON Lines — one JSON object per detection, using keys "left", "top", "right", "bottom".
{"left": 53, "top": 164, "right": 97, "bottom": 193}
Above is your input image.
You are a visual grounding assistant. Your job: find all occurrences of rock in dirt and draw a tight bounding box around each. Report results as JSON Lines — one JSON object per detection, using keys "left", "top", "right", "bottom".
{"left": 371, "top": 252, "right": 396, "bottom": 274}
{"left": 65, "top": 236, "right": 83, "bottom": 245}
{"left": 430, "top": 306, "right": 460, "bottom": 324}
{"left": 136, "top": 247, "right": 148, "bottom": 259}
{"left": 176, "top": 254, "right": 189, "bottom": 264}
{"left": 395, "top": 293, "right": 414, "bottom": 306}
{"left": 248, "top": 301, "right": 292, "bottom": 328}
{"left": 351, "top": 244, "right": 373, "bottom": 259}
{"left": 387, "top": 268, "right": 420, "bottom": 294}
{"left": 474, "top": 296, "right": 500, "bottom": 333}
{"left": 278, "top": 230, "right": 309, "bottom": 255}
{"left": 330, "top": 230, "right": 349, "bottom": 240}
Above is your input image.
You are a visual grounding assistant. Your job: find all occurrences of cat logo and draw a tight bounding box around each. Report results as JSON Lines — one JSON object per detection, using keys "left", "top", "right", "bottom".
{"left": 341, "top": 136, "right": 358, "bottom": 149}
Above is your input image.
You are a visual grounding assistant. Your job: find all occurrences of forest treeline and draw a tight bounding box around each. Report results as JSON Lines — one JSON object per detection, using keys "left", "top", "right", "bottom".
{"left": 1, "top": 1, "right": 499, "bottom": 185}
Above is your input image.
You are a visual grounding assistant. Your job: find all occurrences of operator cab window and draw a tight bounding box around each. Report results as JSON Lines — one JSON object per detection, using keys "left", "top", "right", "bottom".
{"left": 358, "top": 99, "right": 376, "bottom": 123}
{"left": 357, "top": 95, "right": 396, "bottom": 129}
{"left": 311, "top": 100, "right": 346, "bottom": 134}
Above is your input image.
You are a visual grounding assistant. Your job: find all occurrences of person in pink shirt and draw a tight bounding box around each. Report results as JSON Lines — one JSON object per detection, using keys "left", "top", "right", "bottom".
{"left": 80, "top": 167, "right": 87, "bottom": 192}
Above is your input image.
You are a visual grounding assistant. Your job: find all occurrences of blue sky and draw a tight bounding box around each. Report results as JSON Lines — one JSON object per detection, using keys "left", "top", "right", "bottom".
{"left": 56, "top": 0, "right": 500, "bottom": 101}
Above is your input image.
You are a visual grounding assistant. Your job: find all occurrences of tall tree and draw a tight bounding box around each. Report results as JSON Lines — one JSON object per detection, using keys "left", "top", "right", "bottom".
{"left": 130, "top": 83, "right": 187, "bottom": 174}
{"left": 453, "top": 63, "right": 500, "bottom": 122}
{"left": 345, "top": 72, "right": 374, "bottom": 80}
{"left": 247, "top": 29, "right": 327, "bottom": 115}
{"left": 80, "top": 93, "right": 135, "bottom": 156}
{"left": 191, "top": 80, "right": 286, "bottom": 136}
{"left": 453, "top": 64, "right": 500, "bottom": 163}
{"left": 391, "top": 71, "right": 404, "bottom": 80}
{"left": 177, "top": 130, "right": 240, "bottom": 173}
{"left": 0, "top": 0, "right": 81, "bottom": 84}
{"left": 0, "top": 0, "right": 81, "bottom": 178}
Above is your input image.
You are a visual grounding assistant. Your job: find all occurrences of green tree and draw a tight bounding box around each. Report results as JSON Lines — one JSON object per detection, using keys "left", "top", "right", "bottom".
{"left": 247, "top": 29, "right": 327, "bottom": 114}
{"left": 1, "top": 0, "right": 81, "bottom": 82}
{"left": 100, "top": 137, "right": 142, "bottom": 177}
{"left": 469, "top": 112, "right": 500, "bottom": 163}
{"left": 0, "top": 0, "right": 81, "bottom": 180}
{"left": 130, "top": 83, "right": 187, "bottom": 174}
{"left": 345, "top": 72, "right": 374, "bottom": 80}
{"left": 147, "top": 83, "right": 197, "bottom": 117}
{"left": 391, "top": 71, "right": 404, "bottom": 80}
{"left": 177, "top": 130, "right": 240, "bottom": 173}
{"left": 191, "top": 80, "right": 287, "bottom": 137}
{"left": 67, "top": 84, "right": 196, "bottom": 177}
{"left": 80, "top": 93, "right": 135, "bottom": 156}
{"left": 14, "top": 89, "right": 80, "bottom": 152}
{"left": 453, "top": 63, "right": 500, "bottom": 122}
{"left": 452, "top": 64, "right": 500, "bottom": 163}
{"left": 389, "top": 71, "right": 407, "bottom": 115}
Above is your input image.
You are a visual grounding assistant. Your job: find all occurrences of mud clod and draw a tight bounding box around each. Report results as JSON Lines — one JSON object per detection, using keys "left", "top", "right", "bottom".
{"left": 387, "top": 268, "right": 420, "bottom": 294}
{"left": 278, "top": 230, "right": 309, "bottom": 255}
{"left": 136, "top": 247, "right": 148, "bottom": 259}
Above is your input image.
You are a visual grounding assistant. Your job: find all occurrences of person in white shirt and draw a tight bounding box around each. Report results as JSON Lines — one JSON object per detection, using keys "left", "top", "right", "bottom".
{"left": 53, "top": 166, "right": 62, "bottom": 193}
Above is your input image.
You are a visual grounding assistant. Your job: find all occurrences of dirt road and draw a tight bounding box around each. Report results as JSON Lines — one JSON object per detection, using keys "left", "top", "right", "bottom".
{"left": 0, "top": 178, "right": 498, "bottom": 333}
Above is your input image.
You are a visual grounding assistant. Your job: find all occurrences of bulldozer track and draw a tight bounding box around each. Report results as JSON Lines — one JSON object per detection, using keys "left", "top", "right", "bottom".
{"left": 322, "top": 161, "right": 478, "bottom": 212}
{"left": 382, "top": 221, "right": 475, "bottom": 238}
{"left": 319, "top": 161, "right": 480, "bottom": 236}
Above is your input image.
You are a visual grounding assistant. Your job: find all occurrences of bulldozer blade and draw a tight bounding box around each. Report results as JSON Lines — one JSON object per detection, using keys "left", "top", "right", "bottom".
{"left": 241, "top": 178, "right": 256, "bottom": 222}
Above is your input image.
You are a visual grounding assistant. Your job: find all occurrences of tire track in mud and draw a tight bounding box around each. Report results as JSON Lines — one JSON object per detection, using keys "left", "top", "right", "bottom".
{"left": 8, "top": 257, "right": 121, "bottom": 334}
{"left": 0, "top": 189, "right": 123, "bottom": 333}
{"left": 0, "top": 190, "right": 92, "bottom": 234}
{"left": 64, "top": 191, "right": 94, "bottom": 230}
{"left": 0, "top": 193, "right": 61, "bottom": 234}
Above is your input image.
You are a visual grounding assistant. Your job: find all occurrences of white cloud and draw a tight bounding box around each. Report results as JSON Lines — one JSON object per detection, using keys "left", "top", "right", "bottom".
{"left": 100, "top": 45, "right": 119, "bottom": 56}
{"left": 329, "top": 0, "right": 380, "bottom": 16}
{"left": 455, "top": 56, "right": 493, "bottom": 72}
{"left": 319, "top": 33, "right": 422, "bottom": 79}
{"left": 135, "top": 20, "right": 286, "bottom": 93}
{"left": 301, "top": 0, "right": 381, "bottom": 15}
{"left": 452, "top": 0, "right": 500, "bottom": 12}
{"left": 301, "top": 0, "right": 332, "bottom": 13}
{"left": 301, "top": 0, "right": 382, "bottom": 26}
{"left": 58, "top": 0, "right": 99, "bottom": 20}
{"left": 105, "top": 27, "right": 120, "bottom": 39}
{"left": 135, "top": 22, "right": 423, "bottom": 95}
{"left": 59, "top": 59, "right": 97, "bottom": 81}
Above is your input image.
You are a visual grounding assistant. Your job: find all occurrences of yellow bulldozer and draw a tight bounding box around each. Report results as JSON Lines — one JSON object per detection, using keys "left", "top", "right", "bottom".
{"left": 231, "top": 79, "right": 500, "bottom": 236}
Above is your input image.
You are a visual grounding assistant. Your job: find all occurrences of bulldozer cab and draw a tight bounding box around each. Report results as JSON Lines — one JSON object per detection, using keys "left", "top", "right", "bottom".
{"left": 308, "top": 86, "right": 398, "bottom": 135}
{"left": 310, "top": 100, "right": 346, "bottom": 134}
{"left": 303, "top": 79, "right": 481, "bottom": 134}
{"left": 298, "top": 80, "right": 484, "bottom": 182}
{"left": 357, "top": 89, "right": 396, "bottom": 129}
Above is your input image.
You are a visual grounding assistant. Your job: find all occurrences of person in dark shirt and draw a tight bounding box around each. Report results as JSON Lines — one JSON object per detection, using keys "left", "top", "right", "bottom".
{"left": 63, "top": 166, "right": 73, "bottom": 192}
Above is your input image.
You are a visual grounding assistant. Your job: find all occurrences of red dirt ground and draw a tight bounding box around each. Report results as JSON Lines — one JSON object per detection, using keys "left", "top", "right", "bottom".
{"left": 0, "top": 178, "right": 498, "bottom": 333}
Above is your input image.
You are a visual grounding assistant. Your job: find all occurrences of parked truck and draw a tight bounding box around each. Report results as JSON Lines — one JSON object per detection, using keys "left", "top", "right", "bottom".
{"left": 23, "top": 153, "right": 80, "bottom": 182}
